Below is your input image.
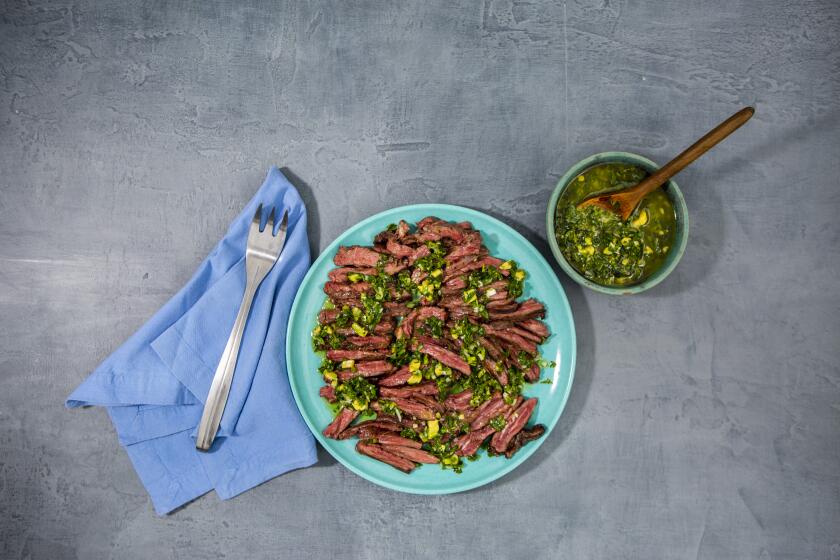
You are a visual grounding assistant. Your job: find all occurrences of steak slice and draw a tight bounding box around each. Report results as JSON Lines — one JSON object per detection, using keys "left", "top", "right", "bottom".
{"left": 378, "top": 367, "right": 412, "bottom": 387}
{"left": 375, "top": 433, "right": 422, "bottom": 449}
{"left": 503, "top": 424, "right": 546, "bottom": 458}
{"left": 525, "top": 362, "right": 541, "bottom": 382}
{"left": 411, "top": 340, "right": 471, "bottom": 375}
{"left": 324, "top": 281, "right": 370, "bottom": 299}
{"left": 507, "top": 325, "right": 543, "bottom": 343}
{"left": 518, "top": 319, "right": 549, "bottom": 339}
{"left": 337, "top": 419, "right": 402, "bottom": 440}
{"left": 396, "top": 306, "right": 446, "bottom": 339}
{"left": 416, "top": 216, "right": 442, "bottom": 230}
{"left": 383, "top": 259, "right": 407, "bottom": 275}
{"left": 486, "top": 301, "right": 517, "bottom": 312}
{"left": 326, "top": 349, "right": 387, "bottom": 361}
{"left": 407, "top": 244, "right": 430, "bottom": 265}
{"left": 334, "top": 246, "right": 381, "bottom": 267}
{"left": 383, "top": 445, "right": 440, "bottom": 464}
{"left": 488, "top": 299, "right": 545, "bottom": 321}
{"left": 416, "top": 222, "right": 466, "bottom": 242}
{"left": 318, "top": 309, "right": 339, "bottom": 324}
{"left": 469, "top": 394, "right": 507, "bottom": 430}
{"left": 385, "top": 237, "right": 415, "bottom": 258}
{"left": 407, "top": 393, "right": 444, "bottom": 413}
{"left": 379, "top": 383, "right": 439, "bottom": 399}
{"left": 442, "top": 275, "right": 467, "bottom": 291}
{"left": 454, "top": 426, "right": 495, "bottom": 456}
{"left": 491, "top": 398, "right": 537, "bottom": 453}
{"left": 444, "top": 256, "right": 505, "bottom": 280}
{"left": 484, "top": 325, "right": 538, "bottom": 355}
{"left": 387, "top": 397, "right": 436, "bottom": 420}
{"left": 334, "top": 321, "right": 394, "bottom": 337}
{"left": 323, "top": 408, "right": 359, "bottom": 439}
{"left": 383, "top": 301, "right": 409, "bottom": 318}
{"left": 444, "top": 232, "right": 482, "bottom": 261}
{"left": 345, "top": 335, "right": 391, "bottom": 349}
{"left": 445, "top": 254, "right": 480, "bottom": 273}
{"left": 444, "top": 389, "right": 473, "bottom": 411}
{"left": 328, "top": 267, "right": 376, "bottom": 283}
{"left": 338, "top": 360, "right": 394, "bottom": 380}
{"left": 356, "top": 442, "right": 415, "bottom": 473}
{"left": 478, "top": 336, "right": 504, "bottom": 361}
{"left": 319, "top": 385, "right": 336, "bottom": 402}
{"left": 483, "top": 358, "right": 509, "bottom": 386}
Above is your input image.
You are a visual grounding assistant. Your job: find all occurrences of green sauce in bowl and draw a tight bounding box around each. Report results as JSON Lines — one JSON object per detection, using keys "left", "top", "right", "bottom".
{"left": 554, "top": 163, "right": 677, "bottom": 287}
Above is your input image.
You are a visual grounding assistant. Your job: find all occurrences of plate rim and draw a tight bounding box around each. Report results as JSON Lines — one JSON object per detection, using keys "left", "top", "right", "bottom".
{"left": 286, "top": 203, "right": 577, "bottom": 494}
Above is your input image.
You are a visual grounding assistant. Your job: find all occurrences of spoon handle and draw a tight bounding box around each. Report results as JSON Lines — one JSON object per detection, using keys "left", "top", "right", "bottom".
{"left": 631, "top": 106, "right": 755, "bottom": 199}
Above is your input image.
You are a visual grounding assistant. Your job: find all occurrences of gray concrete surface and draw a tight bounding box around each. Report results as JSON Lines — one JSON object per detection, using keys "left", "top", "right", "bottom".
{"left": 1, "top": 0, "right": 838, "bottom": 558}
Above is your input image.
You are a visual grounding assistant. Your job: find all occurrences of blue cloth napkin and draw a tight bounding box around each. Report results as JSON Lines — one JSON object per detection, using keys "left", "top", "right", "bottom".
{"left": 66, "top": 167, "right": 317, "bottom": 514}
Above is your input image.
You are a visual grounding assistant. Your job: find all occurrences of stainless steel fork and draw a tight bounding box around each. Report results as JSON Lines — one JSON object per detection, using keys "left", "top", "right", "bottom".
{"left": 196, "top": 204, "right": 289, "bottom": 451}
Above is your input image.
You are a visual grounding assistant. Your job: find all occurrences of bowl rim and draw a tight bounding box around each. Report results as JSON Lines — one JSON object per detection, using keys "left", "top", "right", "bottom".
{"left": 545, "top": 151, "right": 690, "bottom": 295}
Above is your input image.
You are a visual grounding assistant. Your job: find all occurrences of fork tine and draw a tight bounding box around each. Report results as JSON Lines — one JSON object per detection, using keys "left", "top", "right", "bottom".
{"left": 276, "top": 209, "right": 288, "bottom": 237}
{"left": 265, "top": 206, "right": 276, "bottom": 234}
{"left": 249, "top": 203, "right": 263, "bottom": 237}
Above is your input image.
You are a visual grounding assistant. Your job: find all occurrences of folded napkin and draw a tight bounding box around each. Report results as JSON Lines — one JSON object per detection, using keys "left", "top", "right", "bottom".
{"left": 66, "top": 167, "right": 317, "bottom": 514}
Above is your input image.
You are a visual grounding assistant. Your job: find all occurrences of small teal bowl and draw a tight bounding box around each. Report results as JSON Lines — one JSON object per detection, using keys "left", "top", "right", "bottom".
{"left": 545, "top": 151, "right": 690, "bottom": 295}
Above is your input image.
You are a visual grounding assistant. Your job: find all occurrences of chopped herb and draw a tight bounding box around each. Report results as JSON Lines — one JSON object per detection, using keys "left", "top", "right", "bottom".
{"left": 421, "top": 316, "right": 444, "bottom": 338}
{"left": 397, "top": 271, "right": 414, "bottom": 293}
{"left": 466, "top": 366, "right": 500, "bottom": 406}
{"left": 312, "top": 324, "right": 344, "bottom": 351}
{"left": 319, "top": 357, "right": 337, "bottom": 377}
{"left": 400, "top": 427, "right": 419, "bottom": 439}
{"left": 519, "top": 351, "right": 556, "bottom": 370}
{"left": 489, "top": 415, "right": 507, "bottom": 431}
{"left": 379, "top": 399, "right": 402, "bottom": 421}
{"left": 451, "top": 318, "right": 487, "bottom": 367}
{"left": 388, "top": 337, "right": 411, "bottom": 366}
{"left": 440, "top": 413, "right": 469, "bottom": 436}
{"left": 423, "top": 436, "right": 463, "bottom": 473}
{"left": 359, "top": 294, "right": 383, "bottom": 329}
{"left": 467, "top": 265, "right": 503, "bottom": 290}
{"left": 506, "top": 261, "right": 526, "bottom": 299}
{"left": 503, "top": 368, "right": 525, "bottom": 405}
{"left": 333, "top": 305, "right": 354, "bottom": 328}
{"left": 415, "top": 241, "right": 446, "bottom": 272}
{"left": 368, "top": 272, "right": 392, "bottom": 302}
{"left": 334, "top": 377, "right": 377, "bottom": 412}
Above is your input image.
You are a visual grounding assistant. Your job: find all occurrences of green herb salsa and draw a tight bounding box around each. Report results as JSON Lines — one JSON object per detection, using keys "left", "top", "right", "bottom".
{"left": 554, "top": 162, "right": 677, "bottom": 286}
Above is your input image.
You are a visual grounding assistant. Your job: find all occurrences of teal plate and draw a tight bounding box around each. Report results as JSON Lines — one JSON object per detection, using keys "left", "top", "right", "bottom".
{"left": 286, "top": 204, "right": 576, "bottom": 494}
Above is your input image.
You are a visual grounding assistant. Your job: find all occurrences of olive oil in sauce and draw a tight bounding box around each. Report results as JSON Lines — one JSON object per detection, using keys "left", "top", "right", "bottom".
{"left": 554, "top": 162, "right": 677, "bottom": 286}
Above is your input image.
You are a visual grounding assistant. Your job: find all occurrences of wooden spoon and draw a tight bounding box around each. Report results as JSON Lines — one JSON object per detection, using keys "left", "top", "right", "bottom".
{"left": 577, "top": 107, "right": 754, "bottom": 221}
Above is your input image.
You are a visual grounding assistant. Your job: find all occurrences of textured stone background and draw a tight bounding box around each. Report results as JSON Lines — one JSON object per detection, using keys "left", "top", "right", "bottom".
{"left": 1, "top": 0, "right": 838, "bottom": 558}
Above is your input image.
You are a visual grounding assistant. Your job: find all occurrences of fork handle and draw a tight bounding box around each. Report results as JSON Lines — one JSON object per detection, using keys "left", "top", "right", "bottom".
{"left": 195, "top": 265, "right": 262, "bottom": 451}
